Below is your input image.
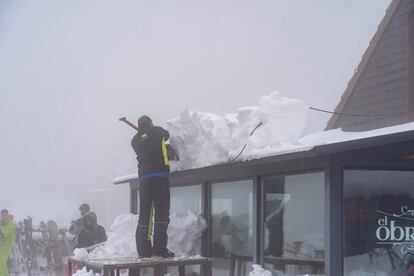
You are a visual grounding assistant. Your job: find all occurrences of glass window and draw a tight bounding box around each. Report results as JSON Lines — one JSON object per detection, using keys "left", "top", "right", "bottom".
{"left": 170, "top": 184, "right": 203, "bottom": 265}
{"left": 263, "top": 172, "right": 325, "bottom": 275}
{"left": 344, "top": 170, "right": 414, "bottom": 276}
{"left": 171, "top": 185, "right": 202, "bottom": 215}
{"left": 211, "top": 179, "right": 254, "bottom": 276}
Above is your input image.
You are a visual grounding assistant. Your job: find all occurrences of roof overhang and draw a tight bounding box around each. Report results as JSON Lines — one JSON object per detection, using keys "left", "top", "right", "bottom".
{"left": 113, "top": 125, "right": 414, "bottom": 186}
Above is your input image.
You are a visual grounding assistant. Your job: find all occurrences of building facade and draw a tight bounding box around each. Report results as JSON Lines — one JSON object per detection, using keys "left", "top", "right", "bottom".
{"left": 115, "top": 1, "right": 414, "bottom": 275}
{"left": 116, "top": 126, "right": 414, "bottom": 275}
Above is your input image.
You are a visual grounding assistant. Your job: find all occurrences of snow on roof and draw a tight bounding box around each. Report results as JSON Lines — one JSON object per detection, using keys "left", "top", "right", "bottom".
{"left": 167, "top": 92, "right": 307, "bottom": 169}
{"left": 112, "top": 173, "right": 138, "bottom": 184}
{"left": 113, "top": 92, "right": 414, "bottom": 185}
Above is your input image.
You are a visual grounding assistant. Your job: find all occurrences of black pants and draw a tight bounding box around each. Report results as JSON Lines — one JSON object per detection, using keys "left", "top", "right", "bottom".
{"left": 135, "top": 176, "right": 170, "bottom": 257}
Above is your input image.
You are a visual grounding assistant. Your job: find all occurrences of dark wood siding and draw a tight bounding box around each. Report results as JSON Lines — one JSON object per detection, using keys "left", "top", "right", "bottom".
{"left": 332, "top": 0, "right": 414, "bottom": 131}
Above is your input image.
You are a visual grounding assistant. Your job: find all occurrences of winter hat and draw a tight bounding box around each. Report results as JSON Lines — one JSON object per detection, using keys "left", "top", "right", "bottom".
{"left": 138, "top": 115, "right": 153, "bottom": 131}
{"left": 79, "top": 203, "right": 90, "bottom": 213}
{"left": 84, "top": 211, "right": 97, "bottom": 225}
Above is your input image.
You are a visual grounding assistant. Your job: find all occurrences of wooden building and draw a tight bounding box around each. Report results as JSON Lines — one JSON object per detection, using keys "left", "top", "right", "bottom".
{"left": 327, "top": 0, "right": 414, "bottom": 131}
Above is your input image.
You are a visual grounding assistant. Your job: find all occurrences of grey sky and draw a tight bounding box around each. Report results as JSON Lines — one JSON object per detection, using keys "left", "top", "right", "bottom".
{"left": 0, "top": 0, "right": 390, "bottom": 222}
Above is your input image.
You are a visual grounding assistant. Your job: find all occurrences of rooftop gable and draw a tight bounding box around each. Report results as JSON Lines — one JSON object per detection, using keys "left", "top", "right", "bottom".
{"left": 327, "top": 0, "right": 414, "bottom": 131}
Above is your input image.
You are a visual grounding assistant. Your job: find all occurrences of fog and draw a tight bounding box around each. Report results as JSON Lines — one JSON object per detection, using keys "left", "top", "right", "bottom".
{"left": 0, "top": 0, "right": 390, "bottom": 226}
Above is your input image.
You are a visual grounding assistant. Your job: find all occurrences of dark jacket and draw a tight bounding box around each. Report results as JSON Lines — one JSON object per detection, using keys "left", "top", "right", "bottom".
{"left": 75, "top": 212, "right": 107, "bottom": 249}
{"left": 131, "top": 125, "right": 170, "bottom": 177}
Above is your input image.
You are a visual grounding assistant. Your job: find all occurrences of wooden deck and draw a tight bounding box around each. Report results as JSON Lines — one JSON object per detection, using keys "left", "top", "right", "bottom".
{"left": 68, "top": 256, "right": 212, "bottom": 276}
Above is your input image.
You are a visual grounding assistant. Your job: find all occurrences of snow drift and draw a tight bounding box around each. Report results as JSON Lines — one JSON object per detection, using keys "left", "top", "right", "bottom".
{"left": 249, "top": 265, "right": 272, "bottom": 276}
{"left": 74, "top": 212, "right": 207, "bottom": 259}
{"left": 72, "top": 267, "right": 100, "bottom": 276}
{"left": 167, "top": 92, "right": 307, "bottom": 169}
{"left": 113, "top": 92, "right": 414, "bottom": 185}
{"left": 167, "top": 212, "right": 207, "bottom": 256}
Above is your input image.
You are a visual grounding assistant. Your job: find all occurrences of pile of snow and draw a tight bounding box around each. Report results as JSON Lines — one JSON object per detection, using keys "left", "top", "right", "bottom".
{"left": 167, "top": 92, "right": 307, "bottom": 169}
{"left": 113, "top": 96, "right": 414, "bottom": 184}
{"left": 167, "top": 212, "right": 207, "bottom": 256}
{"left": 90, "top": 214, "right": 139, "bottom": 258}
{"left": 75, "top": 212, "right": 206, "bottom": 259}
{"left": 72, "top": 267, "right": 100, "bottom": 276}
{"left": 73, "top": 248, "right": 90, "bottom": 260}
{"left": 249, "top": 265, "right": 272, "bottom": 276}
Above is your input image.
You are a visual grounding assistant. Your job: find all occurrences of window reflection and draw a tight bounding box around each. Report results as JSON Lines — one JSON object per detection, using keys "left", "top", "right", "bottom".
{"left": 211, "top": 180, "right": 254, "bottom": 276}
{"left": 171, "top": 185, "right": 202, "bottom": 215}
{"left": 263, "top": 173, "right": 325, "bottom": 275}
{"left": 170, "top": 184, "right": 203, "bottom": 262}
{"left": 344, "top": 170, "right": 414, "bottom": 276}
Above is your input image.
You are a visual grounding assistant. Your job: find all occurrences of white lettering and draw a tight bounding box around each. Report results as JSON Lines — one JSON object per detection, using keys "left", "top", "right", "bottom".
{"left": 406, "top": 227, "right": 414, "bottom": 241}
{"left": 376, "top": 207, "right": 414, "bottom": 254}
{"left": 391, "top": 221, "right": 405, "bottom": 241}
{"left": 376, "top": 226, "right": 390, "bottom": 241}
{"left": 394, "top": 206, "right": 414, "bottom": 217}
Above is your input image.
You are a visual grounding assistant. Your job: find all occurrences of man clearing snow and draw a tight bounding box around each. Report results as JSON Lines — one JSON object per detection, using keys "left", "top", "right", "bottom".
{"left": 0, "top": 209, "right": 16, "bottom": 276}
{"left": 131, "top": 115, "right": 173, "bottom": 258}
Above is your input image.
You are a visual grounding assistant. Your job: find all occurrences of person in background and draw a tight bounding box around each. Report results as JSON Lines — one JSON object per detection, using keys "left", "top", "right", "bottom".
{"left": 0, "top": 209, "right": 17, "bottom": 276}
{"left": 131, "top": 115, "right": 173, "bottom": 258}
{"left": 75, "top": 211, "right": 107, "bottom": 249}
{"left": 69, "top": 203, "right": 90, "bottom": 244}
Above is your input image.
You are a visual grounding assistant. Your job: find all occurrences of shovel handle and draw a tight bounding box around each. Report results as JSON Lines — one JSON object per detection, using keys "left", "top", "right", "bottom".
{"left": 119, "top": 117, "right": 138, "bottom": 131}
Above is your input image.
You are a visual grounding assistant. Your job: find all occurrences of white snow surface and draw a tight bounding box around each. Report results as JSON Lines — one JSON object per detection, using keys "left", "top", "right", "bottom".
{"left": 167, "top": 212, "right": 207, "bottom": 256}
{"left": 249, "top": 265, "right": 272, "bottom": 276}
{"left": 166, "top": 91, "right": 414, "bottom": 169}
{"left": 112, "top": 121, "right": 414, "bottom": 183}
{"left": 88, "top": 213, "right": 139, "bottom": 259}
{"left": 113, "top": 93, "right": 414, "bottom": 184}
{"left": 75, "top": 212, "right": 206, "bottom": 259}
{"left": 167, "top": 92, "right": 307, "bottom": 169}
{"left": 112, "top": 173, "right": 138, "bottom": 184}
{"left": 72, "top": 267, "right": 100, "bottom": 276}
